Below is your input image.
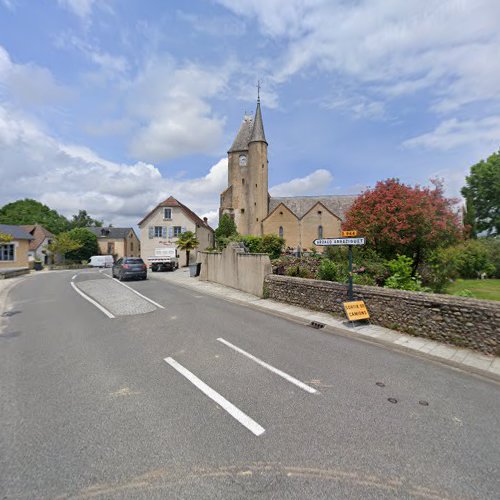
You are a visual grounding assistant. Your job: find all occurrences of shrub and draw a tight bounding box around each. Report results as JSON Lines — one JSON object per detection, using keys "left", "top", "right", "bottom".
{"left": 238, "top": 234, "right": 285, "bottom": 259}
{"left": 317, "top": 259, "right": 341, "bottom": 281}
{"left": 286, "top": 265, "right": 310, "bottom": 278}
{"left": 385, "top": 255, "right": 430, "bottom": 292}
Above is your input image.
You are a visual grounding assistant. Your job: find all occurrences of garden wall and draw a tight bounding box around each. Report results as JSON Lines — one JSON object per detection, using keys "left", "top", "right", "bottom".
{"left": 264, "top": 275, "right": 500, "bottom": 355}
{"left": 199, "top": 243, "right": 272, "bottom": 297}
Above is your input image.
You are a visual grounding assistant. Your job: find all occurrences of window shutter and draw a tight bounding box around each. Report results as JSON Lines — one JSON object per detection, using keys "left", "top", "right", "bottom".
{"left": 162, "top": 226, "right": 167, "bottom": 239}
{"left": 181, "top": 226, "right": 187, "bottom": 233}
{"left": 168, "top": 227, "right": 173, "bottom": 239}
{"left": 148, "top": 226, "right": 154, "bottom": 239}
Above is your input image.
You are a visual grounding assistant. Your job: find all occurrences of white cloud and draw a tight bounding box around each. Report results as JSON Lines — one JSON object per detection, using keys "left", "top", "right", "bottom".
{"left": 402, "top": 116, "right": 500, "bottom": 151}
{"left": 322, "top": 92, "right": 386, "bottom": 120}
{"left": 127, "top": 60, "right": 229, "bottom": 162}
{"left": 1, "top": 0, "right": 15, "bottom": 10}
{"left": 56, "top": 0, "right": 97, "bottom": 19}
{"left": 269, "top": 169, "right": 333, "bottom": 197}
{"left": 0, "top": 105, "right": 229, "bottom": 227}
{"left": 0, "top": 45, "right": 72, "bottom": 108}
{"left": 217, "top": 1, "right": 500, "bottom": 113}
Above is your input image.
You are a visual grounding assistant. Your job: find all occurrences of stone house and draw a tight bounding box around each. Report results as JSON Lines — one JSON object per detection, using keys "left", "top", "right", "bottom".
{"left": 138, "top": 196, "right": 214, "bottom": 266}
{"left": 21, "top": 225, "right": 55, "bottom": 264}
{"left": 86, "top": 227, "right": 140, "bottom": 260}
{"left": 220, "top": 96, "right": 357, "bottom": 251}
{"left": 0, "top": 224, "right": 34, "bottom": 269}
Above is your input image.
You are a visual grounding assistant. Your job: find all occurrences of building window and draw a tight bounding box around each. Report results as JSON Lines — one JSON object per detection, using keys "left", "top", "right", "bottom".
{"left": 173, "top": 226, "right": 182, "bottom": 237}
{"left": 0, "top": 244, "right": 14, "bottom": 261}
{"left": 154, "top": 226, "right": 163, "bottom": 237}
{"left": 279, "top": 226, "right": 284, "bottom": 238}
{"left": 164, "top": 208, "right": 172, "bottom": 219}
{"left": 256, "top": 218, "right": 259, "bottom": 222}
{"left": 107, "top": 242, "right": 115, "bottom": 254}
{"left": 279, "top": 211, "right": 283, "bottom": 215}
{"left": 130, "top": 242, "right": 134, "bottom": 251}
{"left": 255, "top": 184, "right": 258, "bottom": 188}
{"left": 318, "top": 210, "right": 322, "bottom": 215}
{"left": 318, "top": 225, "right": 323, "bottom": 238}
{"left": 242, "top": 178, "right": 245, "bottom": 184}
{"left": 241, "top": 208, "right": 245, "bottom": 213}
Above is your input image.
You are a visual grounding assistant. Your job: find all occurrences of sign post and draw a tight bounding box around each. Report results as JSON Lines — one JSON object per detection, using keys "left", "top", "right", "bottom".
{"left": 313, "top": 232, "right": 369, "bottom": 321}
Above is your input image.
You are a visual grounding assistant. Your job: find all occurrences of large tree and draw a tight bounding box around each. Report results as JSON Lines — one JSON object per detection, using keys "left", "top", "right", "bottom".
{"left": 69, "top": 210, "right": 103, "bottom": 229}
{"left": 0, "top": 199, "right": 69, "bottom": 234}
{"left": 461, "top": 150, "right": 500, "bottom": 236}
{"left": 65, "top": 228, "right": 99, "bottom": 262}
{"left": 343, "top": 178, "right": 462, "bottom": 271}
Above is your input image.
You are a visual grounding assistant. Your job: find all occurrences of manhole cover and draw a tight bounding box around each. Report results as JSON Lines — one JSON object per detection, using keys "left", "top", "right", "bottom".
{"left": 387, "top": 398, "right": 398, "bottom": 404}
{"left": 419, "top": 400, "right": 429, "bottom": 406}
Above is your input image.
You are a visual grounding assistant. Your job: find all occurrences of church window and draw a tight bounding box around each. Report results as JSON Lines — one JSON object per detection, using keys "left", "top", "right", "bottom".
{"left": 254, "top": 202, "right": 257, "bottom": 206}
{"left": 240, "top": 208, "right": 245, "bottom": 213}
{"left": 242, "top": 178, "right": 245, "bottom": 184}
{"left": 255, "top": 184, "right": 258, "bottom": 188}
{"left": 279, "top": 211, "right": 283, "bottom": 215}
{"left": 318, "top": 225, "right": 323, "bottom": 238}
{"left": 318, "top": 210, "right": 322, "bottom": 215}
{"left": 279, "top": 226, "right": 284, "bottom": 238}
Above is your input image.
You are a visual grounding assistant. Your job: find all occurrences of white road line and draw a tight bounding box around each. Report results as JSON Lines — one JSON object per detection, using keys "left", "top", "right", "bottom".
{"left": 70, "top": 281, "right": 115, "bottom": 319}
{"left": 111, "top": 278, "right": 165, "bottom": 309}
{"left": 71, "top": 274, "right": 77, "bottom": 280}
{"left": 164, "top": 357, "right": 265, "bottom": 437}
{"left": 217, "top": 338, "right": 317, "bottom": 394}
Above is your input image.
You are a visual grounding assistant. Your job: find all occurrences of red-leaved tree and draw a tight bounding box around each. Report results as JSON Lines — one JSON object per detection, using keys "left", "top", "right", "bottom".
{"left": 343, "top": 178, "right": 462, "bottom": 272}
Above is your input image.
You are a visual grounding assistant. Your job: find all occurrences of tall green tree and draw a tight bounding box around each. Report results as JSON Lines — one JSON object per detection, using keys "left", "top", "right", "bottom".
{"left": 462, "top": 196, "right": 477, "bottom": 239}
{"left": 461, "top": 150, "right": 500, "bottom": 236}
{"left": 177, "top": 231, "right": 199, "bottom": 266}
{"left": 70, "top": 210, "right": 103, "bottom": 229}
{"left": 215, "top": 214, "right": 237, "bottom": 239}
{"left": 0, "top": 199, "right": 69, "bottom": 234}
{"left": 47, "top": 233, "right": 83, "bottom": 263}
{"left": 65, "top": 228, "right": 99, "bottom": 262}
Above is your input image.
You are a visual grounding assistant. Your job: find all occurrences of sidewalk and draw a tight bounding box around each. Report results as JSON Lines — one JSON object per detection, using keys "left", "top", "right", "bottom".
{"left": 151, "top": 268, "right": 500, "bottom": 382}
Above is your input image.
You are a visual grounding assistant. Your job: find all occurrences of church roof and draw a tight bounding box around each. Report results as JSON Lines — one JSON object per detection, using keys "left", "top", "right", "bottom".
{"left": 249, "top": 99, "right": 267, "bottom": 144}
{"left": 269, "top": 195, "right": 358, "bottom": 220}
{"left": 228, "top": 116, "right": 253, "bottom": 153}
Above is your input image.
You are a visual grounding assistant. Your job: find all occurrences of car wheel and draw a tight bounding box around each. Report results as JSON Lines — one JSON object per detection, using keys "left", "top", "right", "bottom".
{"left": 119, "top": 272, "right": 124, "bottom": 281}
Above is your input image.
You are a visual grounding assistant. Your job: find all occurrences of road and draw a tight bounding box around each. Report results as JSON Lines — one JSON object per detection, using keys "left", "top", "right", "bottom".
{"left": 1, "top": 269, "right": 499, "bottom": 499}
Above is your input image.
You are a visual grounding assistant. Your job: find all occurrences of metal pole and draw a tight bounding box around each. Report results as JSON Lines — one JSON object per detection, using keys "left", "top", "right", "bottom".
{"left": 348, "top": 244, "right": 353, "bottom": 301}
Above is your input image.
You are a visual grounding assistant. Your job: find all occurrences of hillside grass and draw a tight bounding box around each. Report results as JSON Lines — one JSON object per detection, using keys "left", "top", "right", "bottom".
{"left": 447, "top": 279, "right": 500, "bottom": 301}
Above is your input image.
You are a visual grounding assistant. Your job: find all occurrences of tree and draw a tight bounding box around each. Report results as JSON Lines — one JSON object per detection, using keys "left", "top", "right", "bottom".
{"left": 47, "top": 233, "right": 83, "bottom": 263}
{"left": 0, "top": 199, "right": 70, "bottom": 234}
{"left": 215, "top": 214, "right": 238, "bottom": 240}
{"left": 238, "top": 234, "right": 285, "bottom": 259}
{"left": 65, "top": 228, "right": 99, "bottom": 262}
{"left": 461, "top": 150, "right": 500, "bottom": 236}
{"left": 462, "top": 196, "right": 477, "bottom": 239}
{"left": 0, "top": 232, "right": 13, "bottom": 243}
{"left": 70, "top": 210, "right": 103, "bottom": 229}
{"left": 343, "top": 178, "right": 462, "bottom": 272}
{"left": 176, "top": 231, "right": 199, "bottom": 266}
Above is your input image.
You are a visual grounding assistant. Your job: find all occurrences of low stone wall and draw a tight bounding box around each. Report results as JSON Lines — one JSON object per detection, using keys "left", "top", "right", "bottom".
{"left": 199, "top": 244, "right": 272, "bottom": 297}
{"left": 264, "top": 275, "right": 500, "bottom": 355}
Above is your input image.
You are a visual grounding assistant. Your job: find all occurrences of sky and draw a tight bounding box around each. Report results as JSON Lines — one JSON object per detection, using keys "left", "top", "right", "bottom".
{"left": 0, "top": 0, "right": 499, "bottom": 229}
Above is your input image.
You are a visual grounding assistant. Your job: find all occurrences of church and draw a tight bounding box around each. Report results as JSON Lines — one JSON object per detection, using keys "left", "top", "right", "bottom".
{"left": 219, "top": 97, "right": 357, "bottom": 252}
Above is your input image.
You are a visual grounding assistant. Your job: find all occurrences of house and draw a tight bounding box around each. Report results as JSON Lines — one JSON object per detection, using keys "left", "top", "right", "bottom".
{"left": 220, "top": 96, "right": 357, "bottom": 251}
{"left": 86, "top": 227, "right": 140, "bottom": 260}
{"left": 0, "top": 224, "right": 34, "bottom": 270}
{"left": 21, "top": 225, "right": 55, "bottom": 264}
{"left": 138, "top": 196, "right": 214, "bottom": 265}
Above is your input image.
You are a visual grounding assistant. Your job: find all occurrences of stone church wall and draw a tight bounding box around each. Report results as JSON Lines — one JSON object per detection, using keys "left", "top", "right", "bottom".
{"left": 264, "top": 274, "right": 500, "bottom": 355}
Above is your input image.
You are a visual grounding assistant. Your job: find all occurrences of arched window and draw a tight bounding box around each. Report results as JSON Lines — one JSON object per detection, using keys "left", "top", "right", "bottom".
{"left": 318, "top": 225, "right": 323, "bottom": 238}
{"left": 279, "top": 226, "right": 284, "bottom": 238}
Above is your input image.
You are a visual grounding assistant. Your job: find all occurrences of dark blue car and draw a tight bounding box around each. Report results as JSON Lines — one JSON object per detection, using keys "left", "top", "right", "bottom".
{"left": 112, "top": 257, "right": 147, "bottom": 281}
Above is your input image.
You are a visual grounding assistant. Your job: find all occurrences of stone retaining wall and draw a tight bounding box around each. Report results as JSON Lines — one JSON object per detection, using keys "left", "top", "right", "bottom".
{"left": 264, "top": 275, "right": 500, "bottom": 355}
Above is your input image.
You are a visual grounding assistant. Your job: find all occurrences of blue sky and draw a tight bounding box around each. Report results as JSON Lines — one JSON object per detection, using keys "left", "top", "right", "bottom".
{"left": 1, "top": 0, "right": 499, "bottom": 227}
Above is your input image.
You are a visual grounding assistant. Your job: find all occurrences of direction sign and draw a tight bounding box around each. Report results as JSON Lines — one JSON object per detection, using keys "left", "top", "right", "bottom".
{"left": 313, "top": 237, "right": 365, "bottom": 246}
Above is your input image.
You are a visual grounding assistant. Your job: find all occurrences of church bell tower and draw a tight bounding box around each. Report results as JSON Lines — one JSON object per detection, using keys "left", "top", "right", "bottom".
{"left": 219, "top": 92, "right": 269, "bottom": 235}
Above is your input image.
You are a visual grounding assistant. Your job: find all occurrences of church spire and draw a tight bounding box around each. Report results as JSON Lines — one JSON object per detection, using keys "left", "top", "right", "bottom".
{"left": 249, "top": 87, "right": 267, "bottom": 144}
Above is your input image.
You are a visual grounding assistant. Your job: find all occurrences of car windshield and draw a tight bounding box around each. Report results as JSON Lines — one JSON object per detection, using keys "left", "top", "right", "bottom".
{"left": 125, "top": 258, "right": 144, "bottom": 264}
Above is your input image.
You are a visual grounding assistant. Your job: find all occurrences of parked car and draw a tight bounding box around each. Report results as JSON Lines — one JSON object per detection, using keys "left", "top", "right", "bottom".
{"left": 112, "top": 257, "right": 147, "bottom": 281}
{"left": 89, "top": 255, "right": 114, "bottom": 268}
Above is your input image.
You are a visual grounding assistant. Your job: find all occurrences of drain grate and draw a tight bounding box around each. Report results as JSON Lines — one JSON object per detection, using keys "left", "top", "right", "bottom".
{"left": 387, "top": 398, "right": 398, "bottom": 404}
{"left": 309, "top": 321, "right": 325, "bottom": 329}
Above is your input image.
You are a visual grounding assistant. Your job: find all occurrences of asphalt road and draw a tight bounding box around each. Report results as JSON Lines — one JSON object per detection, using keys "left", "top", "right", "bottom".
{"left": 1, "top": 269, "right": 499, "bottom": 499}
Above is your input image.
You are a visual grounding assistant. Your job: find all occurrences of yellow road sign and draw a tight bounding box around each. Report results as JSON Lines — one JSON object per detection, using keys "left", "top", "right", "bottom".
{"left": 343, "top": 301, "right": 370, "bottom": 321}
{"left": 342, "top": 230, "right": 358, "bottom": 237}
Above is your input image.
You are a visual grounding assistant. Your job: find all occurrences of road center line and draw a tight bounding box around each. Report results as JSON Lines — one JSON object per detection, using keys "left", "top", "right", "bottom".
{"left": 101, "top": 272, "right": 165, "bottom": 309}
{"left": 217, "top": 338, "right": 317, "bottom": 394}
{"left": 70, "top": 281, "right": 115, "bottom": 319}
{"left": 164, "top": 357, "right": 265, "bottom": 437}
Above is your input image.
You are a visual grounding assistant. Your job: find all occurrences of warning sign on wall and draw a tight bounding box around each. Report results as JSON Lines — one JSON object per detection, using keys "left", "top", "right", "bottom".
{"left": 343, "top": 301, "right": 370, "bottom": 321}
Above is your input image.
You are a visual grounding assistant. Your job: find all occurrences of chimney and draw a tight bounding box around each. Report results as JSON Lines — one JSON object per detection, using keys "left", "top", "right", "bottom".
{"left": 203, "top": 217, "right": 208, "bottom": 224}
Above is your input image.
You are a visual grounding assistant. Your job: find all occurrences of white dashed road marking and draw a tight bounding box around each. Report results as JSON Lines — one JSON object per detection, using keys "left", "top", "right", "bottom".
{"left": 164, "top": 357, "right": 265, "bottom": 437}
{"left": 217, "top": 337, "right": 317, "bottom": 394}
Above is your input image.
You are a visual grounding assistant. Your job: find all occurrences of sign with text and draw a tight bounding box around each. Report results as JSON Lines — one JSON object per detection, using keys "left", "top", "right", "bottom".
{"left": 342, "top": 230, "right": 358, "bottom": 237}
{"left": 343, "top": 301, "right": 370, "bottom": 321}
{"left": 313, "top": 237, "right": 365, "bottom": 246}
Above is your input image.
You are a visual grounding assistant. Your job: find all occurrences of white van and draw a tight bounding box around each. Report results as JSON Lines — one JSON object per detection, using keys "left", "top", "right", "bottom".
{"left": 89, "top": 255, "right": 114, "bottom": 268}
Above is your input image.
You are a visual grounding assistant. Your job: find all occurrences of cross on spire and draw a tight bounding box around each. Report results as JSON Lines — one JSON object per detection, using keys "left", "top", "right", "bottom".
{"left": 256, "top": 80, "right": 261, "bottom": 102}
